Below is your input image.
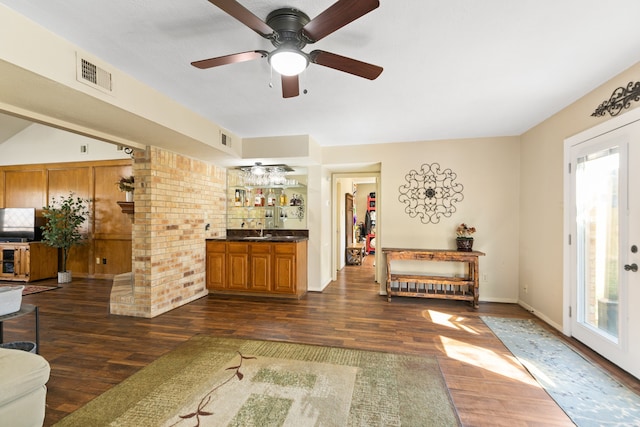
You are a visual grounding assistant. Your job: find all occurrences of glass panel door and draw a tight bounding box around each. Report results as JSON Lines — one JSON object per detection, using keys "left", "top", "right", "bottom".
{"left": 575, "top": 148, "right": 619, "bottom": 340}
{"left": 567, "top": 115, "right": 640, "bottom": 379}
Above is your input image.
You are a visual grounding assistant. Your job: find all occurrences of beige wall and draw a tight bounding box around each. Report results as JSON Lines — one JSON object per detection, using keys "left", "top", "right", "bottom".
{"left": 3, "top": 3, "right": 640, "bottom": 323}
{"left": 324, "top": 136, "right": 521, "bottom": 302}
{"left": 0, "top": 122, "right": 131, "bottom": 165}
{"left": 519, "top": 61, "right": 640, "bottom": 327}
{"left": 0, "top": 5, "right": 238, "bottom": 163}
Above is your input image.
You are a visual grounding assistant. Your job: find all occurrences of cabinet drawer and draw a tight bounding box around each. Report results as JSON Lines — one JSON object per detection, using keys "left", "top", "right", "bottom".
{"left": 206, "top": 241, "right": 226, "bottom": 252}
{"left": 274, "top": 243, "right": 296, "bottom": 254}
{"left": 228, "top": 242, "right": 250, "bottom": 253}
{"left": 251, "top": 242, "right": 272, "bottom": 254}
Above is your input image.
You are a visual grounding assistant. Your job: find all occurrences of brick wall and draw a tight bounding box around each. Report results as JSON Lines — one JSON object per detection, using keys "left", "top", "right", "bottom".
{"left": 110, "top": 146, "right": 226, "bottom": 317}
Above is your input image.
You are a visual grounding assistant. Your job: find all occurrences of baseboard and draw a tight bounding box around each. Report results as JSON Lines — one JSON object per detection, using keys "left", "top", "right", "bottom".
{"left": 480, "top": 297, "right": 518, "bottom": 303}
{"left": 517, "top": 300, "right": 563, "bottom": 333}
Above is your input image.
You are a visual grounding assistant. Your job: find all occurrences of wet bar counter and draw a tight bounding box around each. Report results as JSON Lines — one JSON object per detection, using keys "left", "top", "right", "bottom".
{"left": 206, "top": 232, "right": 308, "bottom": 298}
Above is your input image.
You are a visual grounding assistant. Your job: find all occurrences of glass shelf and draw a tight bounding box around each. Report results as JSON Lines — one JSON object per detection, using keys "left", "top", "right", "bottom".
{"left": 227, "top": 169, "right": 307, "bottom": 230}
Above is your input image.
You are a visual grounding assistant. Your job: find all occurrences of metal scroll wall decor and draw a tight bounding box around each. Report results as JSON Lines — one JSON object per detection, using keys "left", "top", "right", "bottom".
{"left": 398, "top": 162, "right": 464, "bottom": 224}
{"left": 592, "top": 81, "right": 640, "bottom": 117}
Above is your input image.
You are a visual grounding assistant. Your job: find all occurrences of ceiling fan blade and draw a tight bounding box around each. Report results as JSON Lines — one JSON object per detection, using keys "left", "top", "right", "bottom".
{"left": 302, "top": 0, "right": 379, "bottom": 42}
{"left": 207, "top": 0, "right": 273, "bottom": 37}
{"left": 281, "top": 75, "right": 300, "bottom": 98}
{"left": 191, "top": 50, "right": 267, "bottom": 69}
{"left": 310, "top": 50, "right": 383, "bottom": 80}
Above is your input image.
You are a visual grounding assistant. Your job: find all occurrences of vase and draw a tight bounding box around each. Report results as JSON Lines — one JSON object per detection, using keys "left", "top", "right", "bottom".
{"left": 58, "top": 270, "right": 72, "bottom": 284}
{"left": 456, "top": 237, "right": 474, "bottom": 252}
{"left": 125, "top": 191, "right": 134, "bottom": 202}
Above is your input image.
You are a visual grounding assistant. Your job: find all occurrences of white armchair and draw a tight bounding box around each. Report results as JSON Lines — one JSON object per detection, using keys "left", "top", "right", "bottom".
{"left": 0, "top": 348, "right": 50, "bottom": 427}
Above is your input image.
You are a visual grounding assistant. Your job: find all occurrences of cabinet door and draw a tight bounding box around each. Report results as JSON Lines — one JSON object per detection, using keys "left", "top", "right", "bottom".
{"left": 273, "top": 243, "right": 297, "bottom": 293}
{"left": 0, "top": 247, "right": 15, "bottom": 278}
{"left": 0, "top": 246, "right": 29, "bottom": 280}
{"left": 250, "top": 243, "right": 272, "bottom": 291}
{"left": 25, "top": 243, "right": 57, "bottom": 281}
{"left": 14, "top": 246, "right": 30, "bottom": 279}
{"left": 227, "top": 243, "right": 249, "bottom": 290}
{"left": 206, "top": 242, "right": 226, "bottom": 290}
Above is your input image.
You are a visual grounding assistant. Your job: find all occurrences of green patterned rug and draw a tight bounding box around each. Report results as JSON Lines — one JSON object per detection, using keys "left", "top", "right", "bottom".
{"left": 54, "top": 336, "right": 459, "bottom": 426}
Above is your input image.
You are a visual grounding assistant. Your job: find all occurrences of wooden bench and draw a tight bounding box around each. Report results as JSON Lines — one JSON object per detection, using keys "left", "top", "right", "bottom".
{"left": 382, "top": 248, "right": 485, "bottom": 308}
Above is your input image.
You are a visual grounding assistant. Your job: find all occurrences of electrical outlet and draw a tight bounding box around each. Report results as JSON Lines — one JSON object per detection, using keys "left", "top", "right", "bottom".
{"left": 96, "top": 257, "right": 100, "bottom": 264}
{"left": 523, "top": 285, "right": 528, "bottom": 293}
{"left": 482, "top": 273, "right": 488, "bottom": 283}
{"left": 102, "top": 258, "right": 107, "bottom": 264}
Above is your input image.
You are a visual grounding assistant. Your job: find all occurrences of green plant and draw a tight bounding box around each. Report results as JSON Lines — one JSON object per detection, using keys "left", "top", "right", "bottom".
{"left": 456, "top": 223, "right": 476, "bottom": 238}
{"left": 41, "top": 193, "right": 90, "bottom": 272}
{"left": 117, "top": 175, "right": 135, "bottom": 192}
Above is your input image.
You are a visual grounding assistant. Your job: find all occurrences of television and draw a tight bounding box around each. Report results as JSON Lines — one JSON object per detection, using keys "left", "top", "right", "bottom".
{"left": 0, "top": 208, "right": 43, "bottom": 242}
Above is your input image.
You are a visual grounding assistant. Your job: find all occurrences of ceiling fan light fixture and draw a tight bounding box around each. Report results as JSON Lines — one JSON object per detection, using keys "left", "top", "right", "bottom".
{"left": 269, "top": 48, "right": 308, "bottom": 76}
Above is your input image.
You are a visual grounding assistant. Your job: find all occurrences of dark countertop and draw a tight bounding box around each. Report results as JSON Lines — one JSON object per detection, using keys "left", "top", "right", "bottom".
{"left": 209, "top": 229, "right": 309, "bottom": 243}
{"left": 207, "top": 235, "right": 308, "bottom": 243}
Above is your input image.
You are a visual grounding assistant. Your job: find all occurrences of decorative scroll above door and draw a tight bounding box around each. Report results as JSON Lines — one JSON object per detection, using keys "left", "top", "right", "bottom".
{"left": 592, "top": 81, "right": 640, "bottom": 117}
{"left": 398, "top": 162, "right": 464, "bottom": 224}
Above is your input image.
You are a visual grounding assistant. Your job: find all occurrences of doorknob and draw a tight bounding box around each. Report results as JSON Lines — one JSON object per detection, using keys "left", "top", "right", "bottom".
{"left": 624, "top": 263, "right": 638, "bottom": 272}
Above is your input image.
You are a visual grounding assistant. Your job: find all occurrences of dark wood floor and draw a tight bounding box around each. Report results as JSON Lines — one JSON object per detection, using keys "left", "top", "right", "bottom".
{"left": 3, "top": 255, "right": 639, "bottom": 426}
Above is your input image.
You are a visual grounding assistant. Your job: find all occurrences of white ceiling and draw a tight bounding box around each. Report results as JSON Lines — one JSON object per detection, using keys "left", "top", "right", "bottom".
{"left": 2, "top": 0, "right": 640, "bottom": 147}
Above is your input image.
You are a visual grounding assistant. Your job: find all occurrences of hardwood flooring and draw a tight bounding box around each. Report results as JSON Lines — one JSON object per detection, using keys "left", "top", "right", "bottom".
{"left": 2, "top": 254, "right": 639, "bottom": 426}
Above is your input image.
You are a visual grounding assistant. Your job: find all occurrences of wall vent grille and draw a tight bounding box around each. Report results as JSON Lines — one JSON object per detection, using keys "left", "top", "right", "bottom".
{"left": 76, "top": 54, "right": 113, "bottom": 93}
{"left": 221, "top": 132, "right": 231, "bottom": 147}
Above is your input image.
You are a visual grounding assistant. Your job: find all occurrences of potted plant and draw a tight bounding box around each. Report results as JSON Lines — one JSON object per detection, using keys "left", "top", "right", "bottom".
{"left": 456, "top": 223, "right": 476, "bottom": 251}
{"left": 41, "top": 193, "right": 90, "bottom": 283}
{"left": 118, "top": 175, "right": 135, "bottom": 201}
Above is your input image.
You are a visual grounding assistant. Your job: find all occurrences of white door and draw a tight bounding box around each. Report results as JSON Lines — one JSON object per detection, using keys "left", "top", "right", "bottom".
{"left": 567, "top": 114, "right": 640, "bottom": 379}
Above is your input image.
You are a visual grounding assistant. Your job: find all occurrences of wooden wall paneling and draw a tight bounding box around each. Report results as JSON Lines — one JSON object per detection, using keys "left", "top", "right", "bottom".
{"left": 0, "top": 171, "right": 5, "bottom": 208}
{"left": 93, "top": 164, "right": 133, "bottom": 239}
{"left": 4, "top": 169, "right": 46, "bottom": 211}
{"left": 0, "top": 160, "right": 133, "bottom": 279}
{"left": 47, "top": 167, "right": 94, "bottom": 275}
{"left": 93, "top": 239, "right": 132, "bottom": 277}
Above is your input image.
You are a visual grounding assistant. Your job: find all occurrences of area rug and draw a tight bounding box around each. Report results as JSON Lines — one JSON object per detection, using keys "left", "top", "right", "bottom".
{"left": 482, "top": 316, "right": 640, "bottom": 427}
{"left": 54, "top": 336, "right": 460, "bottom": 427}
{"left": 0, "top": 283, "right": 58, "bottom": 295}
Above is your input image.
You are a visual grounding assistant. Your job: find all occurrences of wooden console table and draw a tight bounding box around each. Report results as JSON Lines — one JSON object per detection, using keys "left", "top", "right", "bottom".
{"left": 382, "top": 248, "right": 485, "bottom": 308}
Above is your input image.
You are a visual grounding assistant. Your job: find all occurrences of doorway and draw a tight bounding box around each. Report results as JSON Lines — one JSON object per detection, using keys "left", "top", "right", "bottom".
{"left": 332, "top": 173, "right": 381, "bottom": 289}
{"left": 564, "top": 108, "right": 640, "bottom": 379}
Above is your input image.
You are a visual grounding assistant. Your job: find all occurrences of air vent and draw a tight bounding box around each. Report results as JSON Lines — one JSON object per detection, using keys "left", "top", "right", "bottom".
{"left": 221, "top": 132, "right": 231, "bottom": 147}
{"left": 76, "top": 54, "right": 113, "bottom": 94}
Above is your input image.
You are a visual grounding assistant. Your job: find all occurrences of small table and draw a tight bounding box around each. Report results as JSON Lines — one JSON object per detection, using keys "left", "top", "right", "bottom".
{"left": 0, "top": 304, "right": 40, "bottom": 353}
{"left": 346, "top": 243, "right": 366, "bottom": 265}
{"left": 382, "top": 248, "right": 485, "bottom": 308}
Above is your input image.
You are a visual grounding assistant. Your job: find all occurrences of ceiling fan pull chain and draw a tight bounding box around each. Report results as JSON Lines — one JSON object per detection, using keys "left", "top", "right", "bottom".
{"left": 269, "top": 66, "right": 273, "bottom": 88}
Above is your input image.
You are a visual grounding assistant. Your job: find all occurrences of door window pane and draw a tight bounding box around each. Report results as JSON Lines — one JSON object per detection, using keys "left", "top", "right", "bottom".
{"left": 576, "top": 147, "right": 619, "bottom": 338}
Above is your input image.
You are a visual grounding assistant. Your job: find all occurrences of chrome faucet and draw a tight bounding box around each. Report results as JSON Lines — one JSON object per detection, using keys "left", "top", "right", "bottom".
{"left": 258, "top": 221, "right": 264, "bottom": 237}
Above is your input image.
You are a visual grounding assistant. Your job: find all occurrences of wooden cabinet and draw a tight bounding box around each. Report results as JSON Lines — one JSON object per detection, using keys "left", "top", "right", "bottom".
{"left": 227, "top": 243, "right": 250, "bottom": 290}
{"left": 250, "top": 243, "right": 272, "bottom": 292}
{"left": 273, "top": 242, "right": 307, "bottom": 294}
{"left": 0, "top": 242, "right": 57, "bottom": 282}
{"left": 205, "top": 241, "right": 226, "bottom": 289}
{"left": 206, "top": 239, "right": 307, "bottom": 298}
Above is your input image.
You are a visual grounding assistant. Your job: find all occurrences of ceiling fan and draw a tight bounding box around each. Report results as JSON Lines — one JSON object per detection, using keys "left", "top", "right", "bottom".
{"left": 191, "top": 0, "right": 383, "bottom": 98}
